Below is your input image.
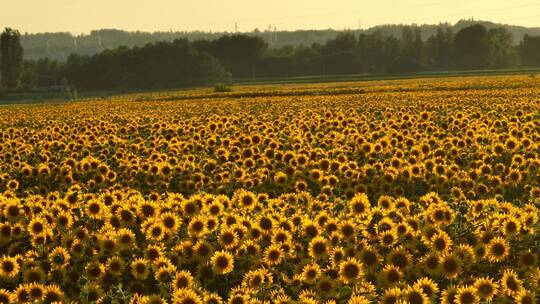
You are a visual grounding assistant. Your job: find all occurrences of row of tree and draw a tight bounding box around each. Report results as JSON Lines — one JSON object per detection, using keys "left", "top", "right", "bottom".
{"left": 2, "top": 24, "right": 540, "bottom": 91}
{"left": 1, "top": 28, "right": 23, "bottom": 88}
{"left": 18, "top": 20, "right": 540, "bottom": 61}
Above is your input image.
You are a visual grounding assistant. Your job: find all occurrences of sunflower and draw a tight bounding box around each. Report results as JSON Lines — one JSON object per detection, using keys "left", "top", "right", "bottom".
{"left": 141, "top": 294, "right": 168, "bottom": 304}
{"left": 106, "top": 256, "right": 125, "bottom": 276}
{"left": 211, "top": 250, "right": 234, "bottom": 275}
{"left": 146, "top": 222, "right": 166, "bottom": 241}
{"left": 403, "top": 285, "right": 429, "bottom": 304}
{"left": 468, "top": 200, "right": 486, "bottom": 218}
{"left": 454, "top": 285, "right": 479, "bottom": 304}
{"left": 454, "top": 244, "right": 476, "bottom": 265}
{"left": 228, "top": 292, "right": 251, "bottom": 304}
{"left": 28, "top": 283, "right": 45, "bottom": 301}
{"left": 138, "top": 201, "right": 158, "bottom": 219}
{"left": 440, "top": 286, "right": 458, "bottom": 304}
{"left": 6, "top": 179, "right": 19, "bottom": 191}
{"left": 308, "top": 236, "right": 329, "bottom": 260}
{"left": 145, "top": 244, "right": 165, "bottom": 261}
{"left": 517, "top": 250, "right": 537, "bottom": 269}
{"left": 48, "top": 246, "right": 71, "bottom": 269}
{"left": 514, "top": 290, "right": 536, "bottom": 304}
{"left": 347, "top": 295, "right": 370, "bottom": 304}
{"left": 55, "top": 210, "right": 73, "bottom": 229}
{"left": 242, "top": 269, "right": 265, "bottom": 290}
{"left": 428, "top": 230, "right": 453, "bottom": 253}
{"left": 43, "top": 284, "right": 64, "bottom": 303}
{"left": 528, "top": 267, "right": 540, "bottom": 290}
{"left": 170, "top": 270, "right": 194, "bottom": 291}
{"left": 379, "top": 287, "right": 402, "bottom": 304}
{"left": 257, "top": 215, "right": 274, "bottom": 233}
{"left": 500, "top": 268, "right": 523, "bottom": 297}
{"left": 205, "top": 200, "right": 223, "bottom": 217}
{"left": 3, "top": 199, "right": 22, "bottom": 221}
{"left": 13, "top": 284, "right": 30, "bottom": 303}
{"left": 181, "top": 199, "right": 200, "bottom": 218}
{"left": 131, "top": 258, "right": 150, "bottom": 280}
{"left": 315, "top": 276, "right": 337, "bottom": 298}
{"left": 473, "top": 277, "right": 498, "bottom": 301}
{"left": 27, "top": 217, "right": 48, "bottom": 237}
{"left": 240, "top": 240, "right": 260, "bottom": 256}
{"left": 486, "top": 236, "right": 509, "bottom": 263}
{"left": 264, "top": 244, "right": 284, "bottom": 266}
{"left": 272, "top": 228, "right": 292, "bottom": 244}
{"left": 117, "top": 228, "right": 136, "bottom": 250}
{"left": 0, "top": 288, "right": 10, "bottom": 304}
{"left": 501, "top": 217, "right": 521, "bottom": 236}
{"left": 193, "top": 241, "right": 213, "bottom": 262}
{"left": 23, "top": 266, "right": 46, "bottom": 283}
{"left": 117, "top": 206, "right": 136, "bottom": 226}
{"left": 172, "top": 288, "right": 203, "bottom": 304}
{"left": 235, "top": 189, "right": 258, "bottom": 210}
{"left": 473, "top": 244, "right": 486, "bottom": 261}
{"left": 301, "top": 263, "right": 321, "bottom": 284}
{"left": 0, "top": 223, "right": 11, "bottom": 243}
{"left": 308, "top": 169, "right": 323, "bottom": 181}
{"left": 379, "top": 230, "right": 398, "bottom": 247}
{"left": 218, "top": 228, "right": 239, "bottom": 250}
{"left": 387, "top": 246, "right": 413, "bottom": 270}
{"left": 203, "top": 293, "right": 223, "bottom": 304}
{"left": 439, "top": 253, "right": 462, "bottom": 280}
{"left": 339, "top": 258, "right": 363, "bottom": 284}
{"left": 338, "top": 220, "right": 356, "bottom": 241}
{"left": 155, "top": 265, "right": 176, "bottom": 283}
{"left": 0, "top": 255, "right": 19, "bottom": 279}
{"left": 413, "top": 277, "right": 439, "bottom": 299}
{"left": 86, "top": 199, "right": 105, "bottom": 219}
{"left": 359, "top": 246, "right": 380, "bottom": 270}
{"left": 348, "top": 193, "right": 371, "bottom": 218}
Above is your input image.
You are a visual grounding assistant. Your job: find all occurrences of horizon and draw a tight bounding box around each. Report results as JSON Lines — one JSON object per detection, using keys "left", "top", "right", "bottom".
{"left": 8, "top": 18, "right": 540, "bottom": 37}
{"left": 2, "top": 0, "right": 540, "bottom": 35}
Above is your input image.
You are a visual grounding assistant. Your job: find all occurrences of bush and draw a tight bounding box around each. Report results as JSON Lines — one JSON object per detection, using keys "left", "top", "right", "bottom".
{"left": 214, "top": 83, "right": 232, "bottom": 92}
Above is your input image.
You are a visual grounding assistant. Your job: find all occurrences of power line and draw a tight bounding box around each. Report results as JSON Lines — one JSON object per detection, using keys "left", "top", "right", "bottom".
{"left": 221, "top": 2, "right": 540, "bottom": 32}
{"left": 404, "top": 2, "right": 540, "bottom": 24}
{"left": 498, "top": 14, "right": 540, "bottom": 23}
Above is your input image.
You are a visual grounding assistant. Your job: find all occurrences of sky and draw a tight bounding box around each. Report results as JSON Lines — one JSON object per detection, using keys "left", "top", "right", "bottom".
{"left": 2, "top": 0, "right": 540, "bottom": 34}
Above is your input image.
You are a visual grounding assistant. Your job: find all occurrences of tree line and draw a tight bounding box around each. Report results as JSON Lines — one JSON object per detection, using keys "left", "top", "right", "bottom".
{"left": 1, "top": 23, "right": 540, "bottom": 91}
{"left": 18, "top": 20, "right": 540, "bottom": 61}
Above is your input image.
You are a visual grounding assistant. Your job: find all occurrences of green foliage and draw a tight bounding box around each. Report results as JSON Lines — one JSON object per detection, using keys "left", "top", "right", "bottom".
{"left": 64, "top": 39, "right": 231, "bottom": 91}
{"left": 1, "top": 28, "right": 24, "bottom": 89}
{"left": 9, "top": 24, "right": 540, "bottom": 93}
{"left": 520, "top": 35, "right": 540, "bottom": 66}
{"left": 213, "top": 83, "right": 232, "bottom": 93}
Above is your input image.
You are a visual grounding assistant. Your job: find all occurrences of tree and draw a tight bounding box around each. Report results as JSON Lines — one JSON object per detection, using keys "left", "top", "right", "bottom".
{"left": 195, "top": 34, "right": 267, "bottom": 78}
{"left": 323, "top": 32, "right": 357, "bottom": 54}
{"left": 519, "top": 35, "right": 540, "bottom": 66}
{"left": 391, "top": 26, "right": 425, "bottom": 72}
{"left": 487, "top": 27, "right": 518, "bottom": 68}
{"left": 454, "top": 24, "right": 490, "bottom": 70}
{"left": 64, "top": 39, "right": 229, "bottom": 90}
{"left": 426, "top": 26, "right": 454, "bottom": 70}
{"left": 1, "top": 28, "right": 24, "bottom": 88}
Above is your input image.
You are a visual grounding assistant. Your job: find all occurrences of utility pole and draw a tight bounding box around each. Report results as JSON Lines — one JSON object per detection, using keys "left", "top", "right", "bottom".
{"left": 235, "top": 22, "right": 238, "bottom": 33}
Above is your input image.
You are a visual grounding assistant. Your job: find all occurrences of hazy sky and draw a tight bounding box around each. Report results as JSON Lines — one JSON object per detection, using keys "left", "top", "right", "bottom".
{"left": 2, "top": 0, "right": 540, "bottom": 34}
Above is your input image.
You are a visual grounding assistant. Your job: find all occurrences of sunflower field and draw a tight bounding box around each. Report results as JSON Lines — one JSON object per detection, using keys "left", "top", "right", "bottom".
{"left": 0, "top": 75, "right": 539, "bottom": 303}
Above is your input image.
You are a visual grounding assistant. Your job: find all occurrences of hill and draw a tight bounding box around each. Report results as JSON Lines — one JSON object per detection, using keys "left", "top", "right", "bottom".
{"left": 16, "top": 19, "right": 540, "bottom": 61}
